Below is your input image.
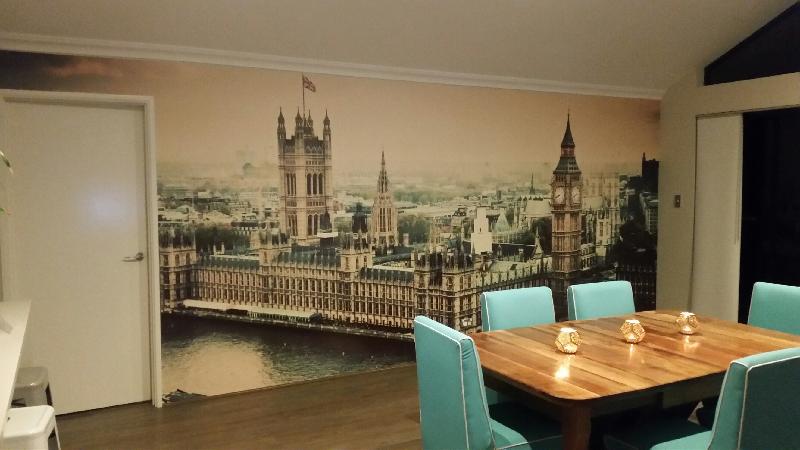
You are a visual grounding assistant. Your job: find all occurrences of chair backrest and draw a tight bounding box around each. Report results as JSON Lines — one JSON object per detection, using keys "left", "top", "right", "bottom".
{"left": 709, "top": 347, "right": 800, "bottom": 450}
{"left": 748, "top": 282, "right": 800, "bottom": 335}
{"left": 413, "top": 316, "right": 494, "bottom": 450}
{"left": 481, "top": 286, "right": 555, "bottom": 332}
{"left": 567, "top": 280, "right": 634, "bottom": 321}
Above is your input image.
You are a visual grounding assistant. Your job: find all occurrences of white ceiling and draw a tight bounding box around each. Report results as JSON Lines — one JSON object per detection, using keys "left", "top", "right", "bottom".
{"left": 0, "top": 0, "right": 795, "bottom": 97}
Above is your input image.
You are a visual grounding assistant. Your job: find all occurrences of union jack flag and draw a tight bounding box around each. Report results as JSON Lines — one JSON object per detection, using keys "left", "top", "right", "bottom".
{"left": 302, "top": 75, "right": 316, "bottom": 92}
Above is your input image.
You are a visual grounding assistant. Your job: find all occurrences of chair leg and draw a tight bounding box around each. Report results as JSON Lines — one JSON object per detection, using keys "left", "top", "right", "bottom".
{"left": 49, "top": 422, "right": 61, "bottom": 450}
{"left": 695, "top": 397, "right": 718, "bottom": 428}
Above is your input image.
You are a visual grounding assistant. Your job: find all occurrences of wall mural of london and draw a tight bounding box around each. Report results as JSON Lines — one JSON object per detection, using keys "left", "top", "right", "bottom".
{"left": 0, "top": 51, "right": 660, "bottom": 402}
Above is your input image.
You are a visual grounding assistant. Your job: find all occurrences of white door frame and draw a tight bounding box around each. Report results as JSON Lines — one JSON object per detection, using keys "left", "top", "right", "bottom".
{"left": 0, "top": 89, "right": 163, "bottom": 407}
{"left": 689, "top": 103, "right": 800, "bottom": 317}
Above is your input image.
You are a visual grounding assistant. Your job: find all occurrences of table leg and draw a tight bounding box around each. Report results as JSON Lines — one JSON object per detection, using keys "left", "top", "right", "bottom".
{"left": 561, "top": 404, "right": 591, "bottom": 450}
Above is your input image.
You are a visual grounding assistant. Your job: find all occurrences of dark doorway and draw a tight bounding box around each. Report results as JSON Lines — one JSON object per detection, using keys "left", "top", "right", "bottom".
{"left": 739, "top": 107, "right": 800, "bottom": 322}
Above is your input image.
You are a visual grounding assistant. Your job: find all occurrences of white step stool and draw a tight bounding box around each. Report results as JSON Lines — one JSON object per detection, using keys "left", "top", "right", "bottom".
{"left": 13, "top": 367, "right": 51, "bottom": 407}
{"left": 2, "top": 405, "right": 60, "bottom": 450}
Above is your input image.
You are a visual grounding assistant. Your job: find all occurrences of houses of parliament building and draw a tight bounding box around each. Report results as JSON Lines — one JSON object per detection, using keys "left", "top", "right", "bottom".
{"left": 159, "top": 108, "right": 553, "bottom": 333}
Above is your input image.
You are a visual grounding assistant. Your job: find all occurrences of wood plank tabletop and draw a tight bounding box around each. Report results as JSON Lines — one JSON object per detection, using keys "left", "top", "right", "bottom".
{"left": 472, "top": 310, "right": 800, "bottom": 402}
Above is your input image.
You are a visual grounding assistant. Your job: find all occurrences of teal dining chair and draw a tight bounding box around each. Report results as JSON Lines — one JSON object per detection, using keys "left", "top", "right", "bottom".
{"left": 748, "top": 281, "right": 800, "bottom": 335}
{"left": 696, "top": 281, "right": 800, "bottom": 427}
{"left": 567, "top": 280, "right": 634, "bottom": 321}
{"left": 603, "top": 346, "right": 800, "bottom": 450}
{"left": 480, "top": 286, "right": 555, "bottom": 405}
{"left": 413, "top": 316, "right": 563, "bottom": 450}
{"left": 481, "top": 286, "right": 555, "bottom": 332}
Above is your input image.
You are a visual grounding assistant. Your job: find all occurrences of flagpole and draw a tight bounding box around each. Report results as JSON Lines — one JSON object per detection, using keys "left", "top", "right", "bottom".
{"left": 301, "top": 73, "right": 306, "bottom": 118}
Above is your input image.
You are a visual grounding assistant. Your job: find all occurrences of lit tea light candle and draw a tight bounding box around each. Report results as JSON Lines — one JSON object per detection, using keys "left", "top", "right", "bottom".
{"left": 620, "top": 319, "right": 645, "bottom": 343}
{"left": 555, "top": 327, "right": 581, "bottom": 354}
{"left": 676, "top": 311, "right": 699, "bottom": 335}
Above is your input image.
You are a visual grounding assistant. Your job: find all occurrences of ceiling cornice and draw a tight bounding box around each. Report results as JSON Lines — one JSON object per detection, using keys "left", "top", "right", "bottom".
{"left": 0, "top": 31, "right": 663, "bottom": 100}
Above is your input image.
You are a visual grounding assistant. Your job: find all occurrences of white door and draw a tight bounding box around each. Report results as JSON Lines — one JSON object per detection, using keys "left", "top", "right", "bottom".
{"left": 692, "top": 115, "right": 743, "bottom": 321}
{"left": 0, "top": 93, "right": 153, "bottom": 413}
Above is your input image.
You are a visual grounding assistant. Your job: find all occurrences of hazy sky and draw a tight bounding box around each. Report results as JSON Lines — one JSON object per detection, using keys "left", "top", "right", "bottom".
{"left": 0, "top": 51, "right": 659, "bottom": 182}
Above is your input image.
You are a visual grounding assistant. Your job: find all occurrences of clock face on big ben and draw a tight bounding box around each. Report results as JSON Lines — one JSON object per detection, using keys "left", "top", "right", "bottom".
{"left": 553, "top": 187, "right": 565, "bottom": 204}
{"left": 571, "top": 186, "right": 581, "bottom": 204}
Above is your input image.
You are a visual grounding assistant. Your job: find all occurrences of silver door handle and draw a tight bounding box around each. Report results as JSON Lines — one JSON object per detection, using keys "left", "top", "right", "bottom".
{"left": 123, "top": 252, "right": 144, "bottom": 262}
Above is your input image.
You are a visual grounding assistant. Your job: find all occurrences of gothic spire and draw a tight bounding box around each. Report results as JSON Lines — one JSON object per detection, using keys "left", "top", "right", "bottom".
{"left": 277, "top": 107, "right": 286, "bottom": 139}
{"left": 561, "top": 113, "right": 575, "bottom": 149}
{"left": 306, "top": 110, "right": 314, "bottom": 135}
{"left": 377, "top": 151, "right": 389, "bottom": 194}
{"left": 553, "top": 111, "right": 581, "bottom": 173}
{"left": 294, "top": 108, "right": 303, "bottom": 136}
{"left": 529, "top": 172, "right": 535, "bottom": 195}
{"left": 323, "top": 109, "right": 331, "bottom": 143}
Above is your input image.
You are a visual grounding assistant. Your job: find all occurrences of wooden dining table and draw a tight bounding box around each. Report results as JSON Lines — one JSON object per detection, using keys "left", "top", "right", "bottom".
{"left": 472, "top": 310, "right": 800, "bottom": 450}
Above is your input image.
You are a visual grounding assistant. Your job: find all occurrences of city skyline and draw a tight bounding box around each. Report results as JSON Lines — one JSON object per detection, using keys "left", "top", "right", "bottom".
{"left": 158, "top": 113, "right": 659, "bottom": 326}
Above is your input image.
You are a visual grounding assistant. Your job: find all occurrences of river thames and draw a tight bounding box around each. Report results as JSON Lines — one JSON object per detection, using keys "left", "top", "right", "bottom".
{"left": 161, "top": 314, "right": 416, "bottom": 399}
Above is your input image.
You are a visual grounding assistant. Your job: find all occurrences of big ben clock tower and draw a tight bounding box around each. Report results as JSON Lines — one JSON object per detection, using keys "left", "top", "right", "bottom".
{"left": 551, "top": 114, "right": 582, "bottom": 315}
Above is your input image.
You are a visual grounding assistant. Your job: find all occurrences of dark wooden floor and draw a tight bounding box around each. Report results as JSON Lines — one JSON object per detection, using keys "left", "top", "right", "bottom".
{"left": 57, "top": 364, "right": 422, "bottom": 449}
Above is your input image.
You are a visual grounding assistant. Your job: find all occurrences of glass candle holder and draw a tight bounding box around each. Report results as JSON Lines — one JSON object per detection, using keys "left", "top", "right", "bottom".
{"left": 676, "top": 312, "right": 699, "bottom": 335}
{"left": 620, "top": 319, "right": 645, "bottom": 343}
{"left": 555, "top": 327, "right": 581, "bottom": 354}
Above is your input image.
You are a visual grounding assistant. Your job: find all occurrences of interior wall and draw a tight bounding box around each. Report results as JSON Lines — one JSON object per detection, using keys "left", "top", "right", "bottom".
{"left": 0, "top": 50, "right": 661, "bottom": 401}
{"left": 657, "top": 71, "right": 800, "bottom": 312}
